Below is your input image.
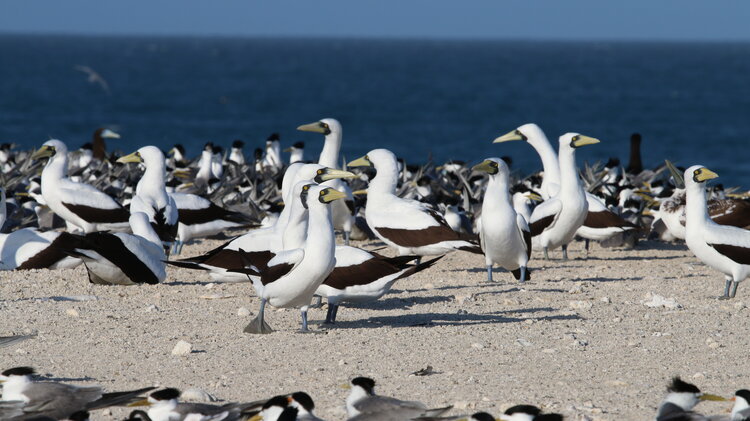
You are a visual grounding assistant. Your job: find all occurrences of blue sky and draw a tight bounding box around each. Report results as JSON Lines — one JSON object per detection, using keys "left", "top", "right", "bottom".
{"left": 2, "top": 1, "right": 749, "bottom": 40}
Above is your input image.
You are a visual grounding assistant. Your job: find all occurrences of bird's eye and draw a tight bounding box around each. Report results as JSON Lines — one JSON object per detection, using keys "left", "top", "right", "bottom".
{"left": 515, "top": 130, "right": 521, "bottom": 135}
{"left": 322, "top": 123, "right": 329, "bottom": 129}
{"left": 694, "top": 169, "right": 701, "bottom": 176}
{"left": 491, "top": 162, "right": 498, "bottom": 167}
{"left": 320, "top": 190, "right": 327, "bottom": 196}
{"left": 303, "top": 185, "right": 310, "bottom": 191}
{"left": 572, "top": 135, "right": 580, "bottom": 142}
{"left": 317, "top": 169, "right": 324, "bottom": 175}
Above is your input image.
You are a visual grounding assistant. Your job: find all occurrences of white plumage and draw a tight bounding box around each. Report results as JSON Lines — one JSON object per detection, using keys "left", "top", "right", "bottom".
{"left": 684, "top": 165, "right": 750, "bottom": 299}
{"left": 473, "top": 158, "right": 531, "bottom": 282}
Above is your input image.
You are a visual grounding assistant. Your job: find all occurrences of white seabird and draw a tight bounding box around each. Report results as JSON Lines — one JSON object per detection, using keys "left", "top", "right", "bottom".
{"left": 131, "top": 388, "right": 262, "bottom": 421}
{"left": 65, "top": 212, "right": 166, "bottom": 285}
{"left": 31, "top": 139, "right": 130, "bottom": 233}
{"left": 684, "top": 165, "right": 750, "bottom": 299}
{"left": 298, "top": 118, "right": 357, "bottom": 245}
{"left": 498, "top": 133, "right": 598, "bottom": 259}
{"left": 118, "top": 146, "right": 179, "bottom": 250}
{"left": 495, "top": 123, "right": 636, "bottom": 255}
{"left": 348, "top": 148, "right": 482, "bottom": 257}
{"left": 473, "top": 158, "right": 532, "bottom": 282}
{"left": 244, "top": 184, "right": 346, "bottom": 333}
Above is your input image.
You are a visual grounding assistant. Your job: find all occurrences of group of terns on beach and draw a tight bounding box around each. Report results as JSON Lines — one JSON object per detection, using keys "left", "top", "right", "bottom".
{"left": 2, "top": 119, "right": 750, "bottom": 334}
{"left": 2, "top": 361, "right": 750, "bottom": 421}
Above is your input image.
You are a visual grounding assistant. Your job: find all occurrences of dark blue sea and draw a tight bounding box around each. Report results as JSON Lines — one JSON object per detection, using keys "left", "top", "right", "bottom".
{"left": 1, "top": 35, "right": 749, "bottom": 186}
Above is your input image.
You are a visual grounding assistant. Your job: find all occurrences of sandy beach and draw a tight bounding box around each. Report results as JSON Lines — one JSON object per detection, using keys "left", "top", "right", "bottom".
{"left": 1, "top": 237, "right": 745, "bottom": 420}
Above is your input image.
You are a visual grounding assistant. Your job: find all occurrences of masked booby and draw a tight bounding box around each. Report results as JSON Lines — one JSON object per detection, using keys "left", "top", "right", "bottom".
{"left": 473, "top": 158, "right": 531, "bottom": 282}
{"left": 348, "top": 148, "right": 482, "bottom": 257}
{"left": 684, "top": 165, "right": 750, "bottom": 299}
{"left": 506, "top": 133, "right": 598, "bottom": 260}
{"left": 298, "top": 118, "right": 357, "bottom": 245}
{"left": 63, "top": 212, "right": 166, "bottom": 285}
{"left": 495, "top": 124, "right": 637, "bottom": 255}
{"left": 117, "top": 146, "right": 179, "bottom": 251}
{"left": 32, "top": 139, "right": 130, "bottom": 233}
{"left": 243, "top": 184, "right": 345, "bottom": 333}
{"left": 0, "top": 367, "right": 154, "bottom": 420}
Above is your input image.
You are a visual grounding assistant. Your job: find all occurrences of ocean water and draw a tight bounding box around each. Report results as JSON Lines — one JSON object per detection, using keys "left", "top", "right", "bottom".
{"left": 1, "top": 35, "right": 749, "bottom": 186}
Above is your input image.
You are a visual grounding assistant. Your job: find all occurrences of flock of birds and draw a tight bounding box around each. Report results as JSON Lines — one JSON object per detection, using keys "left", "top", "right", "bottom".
{"left": 3, "top": 118, "right": 750, "bottom": 419}
{"left": 2, "top": 361, "right": 750, "bottom": 421}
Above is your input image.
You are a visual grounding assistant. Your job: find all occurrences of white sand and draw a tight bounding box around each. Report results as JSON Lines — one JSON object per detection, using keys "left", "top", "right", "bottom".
{"left": 1, "top": 238, "right": 745, "bottom": 420}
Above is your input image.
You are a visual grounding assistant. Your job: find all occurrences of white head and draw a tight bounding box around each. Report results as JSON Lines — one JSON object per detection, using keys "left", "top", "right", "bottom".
{"left": 472, "top": 157, "right": 511, "bottom": 181}
{"left": 0, "top": 367, "right": 35, "bottom": 398}
{"left": 558, "top": 132, "right": 600, "bottom": 152}
{"left": 661, "top": 377, "right": 725, "bottom": 412}
{"left": 31, "top": 139, "right": 68, "bottom": 164}
{"left": 117, "top": 146, "right": 165, "bottom": 169}
{"left": 683, "top": 165, "right": 719, "bottom": 190}
{"left": 493, "top": 123, "right": 550, "bottom": 149}
{"left": 297, "top": 118, "right": 342, "bottom": 137}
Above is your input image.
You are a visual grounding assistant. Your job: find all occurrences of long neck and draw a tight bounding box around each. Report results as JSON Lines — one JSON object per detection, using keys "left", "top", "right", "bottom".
{"left": 530, "top": 136, "right": 561, "bottom": 187}
{"left": 558, "top": 146, "right": 582, "bottom": 197}
{"left": 41, "top": 153, "right": 68, "bottom": 188}
{"left": 318, "top": 132, "right": 341, "bottom": 169}
{"left": 484, "top": 174, "right": 513, "bottom": 212}
{"left": 137, "top": 161, "right": 168, "bottom": 201}
{"left": 282, "top": 201, "right": 308, "bottom": 250}
{"left": 305, "top": 203, "right": 334, "bottom": 260}
{"left": 369, "top": 158, "right": 399, "bottom": 197}
{"left": 685, "top": 183, "right": 709, "bottom": 227}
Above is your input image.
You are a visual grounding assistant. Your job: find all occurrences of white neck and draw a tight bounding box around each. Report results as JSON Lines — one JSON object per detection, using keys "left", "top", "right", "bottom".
{"left": 318, "top": 131, "right": 342, "bottom": 169}
{"left": 557, "top": 145, "right": 583, "bottom": 198}
{"left": 290, "top": 149, "right": 304, "bottom": 163}
{"left": 369, "top": 157, "right": 399, "bottom": 197}
{"left": 41, "top": 152, "right": 68, "bottom": 190}
{"left": 528, "top": 133, "right": 561, "bottom": 197}
{"left": 346, "top": 386, "right": 369, "bottom": 417}
{"left": 661, "top": 392, "right": 698, "bottom": 411}
{"left": 282, "top": 199, "right": 308, "bottom": 250}
{"left": 733, "top": 397, "right": 750, "bottom": 419}
{"left": 148, "top": 399, "right": 178, "bottom": 421}
{"left": 1, "top": 376, "right": 31, "bottom": 402}
{"left": 685, "top": 182, "right": 710, "bottom": 228}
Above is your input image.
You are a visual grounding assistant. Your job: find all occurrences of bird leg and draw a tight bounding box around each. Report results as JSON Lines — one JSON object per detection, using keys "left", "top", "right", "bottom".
{"left": 344, "top": 231, "right": 350, "bottom": 246}
{"left": 244, "top": 298, "right": 273, "bottom": 334}
{"left": 584, "top": 239, "right": 590, "bottom": 259}
{"left": 485, "top": 265, "right": 494, "bottom": 283}
{"left": 519, "top": 266, "right": 527, "bottom": 283}
{"left": 543, "top": 247, "right": 549, "bottom": 261}
{"left": 323, "top": 304, "right": 339, "bottom": 325}
{"left": 719, "top": 278, "right": 733, "bottom": 300}
{"left": 309, "top": 295, "right": 323, "bottom": 309}
{"left": 561, "top": 244, "right": 569, "bottom": 260}
{"left": 416, "top": 257, "right": 422, "bottom": 265}
{"left": 730, "top": 281, "right": 740, "bottom": 299}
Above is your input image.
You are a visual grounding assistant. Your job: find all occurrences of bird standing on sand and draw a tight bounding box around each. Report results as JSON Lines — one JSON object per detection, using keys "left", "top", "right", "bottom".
{"left": 32, "top": 139, "right": 130, "bottom": 233}
{"left": 495, "top": 123, "right": 636, "bottom": 256}
{"left": 473, "top": 158, "right": 531, "bottom": 282}
{"left": 118, "top": 146, "right": 179, "bottom": 250}
{"left": 501, "top": 133, "right": 598, "bottom": 260}
{"left": 348, "top": 148, "right": 481, "bottom": 257}
{"left": 244, "top": 184, "right": 346, "bottom": 334}
{"left": 684, "top": 165, "right": 750, "bottom": 299}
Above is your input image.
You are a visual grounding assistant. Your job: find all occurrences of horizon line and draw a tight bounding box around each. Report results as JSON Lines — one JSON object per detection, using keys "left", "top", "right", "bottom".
{"left": 1, "top": 30, "right": 749, "bottom": 44}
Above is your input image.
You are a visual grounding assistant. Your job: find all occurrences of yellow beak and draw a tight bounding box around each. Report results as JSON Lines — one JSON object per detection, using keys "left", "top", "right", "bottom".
{"left": 572, "top": 135, "right": 600, "bottom": 148}
{"left": 695, "top": 168, "right": 719, "bottom": 182}
{"left": 347, "top": 156, "right": 371, "bottom": 168}
{"left": 30, "top": 146, "right": 55, "bottom": 160}
{"left": 116, "top": 151, "right": 143, "bottom": 164}
{"left": 471, "top": 159, "right": 496, "bottom": 174}
{"left": 699, "top": 393, "right": 726, "bottom": 402}
{"left": 318, "top": 168, "right": 357, "bottom": 181}
{"left": 248, "top": 415, "right": 263, "bottom": 421}
{"left": 340, "top": 383, "right": 352, "bottom": 390}
{"left": 320, "top": 188, "right": 347, "bottom": 203}
{"left": 493, "top": 130, "right": 524, "bottom": 143}
{"left": 352, "top": 189, "right": 368, "bottom": 196}
{"left": 526, "top": 192, "right": 543, "bottom": 202}
{"left": 127, "top": 399, "right": 151, "bottom": 407}
{"left": 297, "top": 121, "right": 326, "bottom": 134}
